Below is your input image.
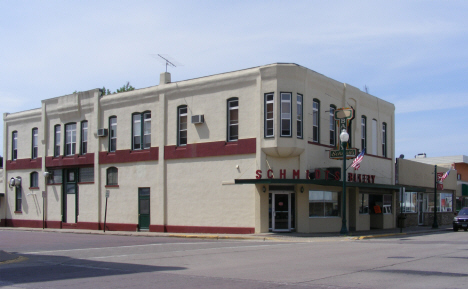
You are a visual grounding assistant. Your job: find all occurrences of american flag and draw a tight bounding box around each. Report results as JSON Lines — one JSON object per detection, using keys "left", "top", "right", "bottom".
{"left": 440, "top": 167, "right": 452, "bottom": 182}
{"left": 351, "top": 148, "right": 366, "bottom": 170}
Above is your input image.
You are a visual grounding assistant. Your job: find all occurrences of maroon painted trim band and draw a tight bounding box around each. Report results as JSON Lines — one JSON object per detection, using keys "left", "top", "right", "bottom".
{"left": 99, "top": 147, "right": 158, "bottom": 164}
{"left": 6, "top": 158, "right": 42, "bottom": 170}
{"left": 165, "top": 138, "right": 256, "bottom": 160}
{"left": 45, "top": 153, "right": 94, "bottom": 167}
{"left": 29, "top": 187, "right": 40, "bottom": 190}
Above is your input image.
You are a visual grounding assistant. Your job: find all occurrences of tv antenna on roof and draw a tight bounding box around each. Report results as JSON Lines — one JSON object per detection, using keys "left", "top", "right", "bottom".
{"left": 151, "top": 54, "right": 182, "bottom": 73}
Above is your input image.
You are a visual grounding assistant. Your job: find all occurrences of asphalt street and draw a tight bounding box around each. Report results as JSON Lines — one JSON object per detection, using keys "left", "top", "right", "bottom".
{"left": 1, "top": 229, "right": 467, "bottom": 289}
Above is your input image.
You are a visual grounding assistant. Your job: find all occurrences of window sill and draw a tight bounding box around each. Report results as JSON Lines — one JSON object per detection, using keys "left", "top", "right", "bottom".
{"left": 105, "top": 185, "right": 119, "bottom": 188}
{"left": 175, "top": 146, "right": 187, "bottom": 150}
{"left": 14, "top": 211, "right": 22, "bottom": 214}
{"left": 29, "top": 187, "right": 40, "bottom": 190}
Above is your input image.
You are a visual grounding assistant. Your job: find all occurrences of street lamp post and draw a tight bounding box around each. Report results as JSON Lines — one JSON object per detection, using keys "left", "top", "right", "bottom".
{"left": 432, "top": 165, "right": 439, "bottom": 229}
{"left": 340, "top": 129, "right": 350, "bottom": 235}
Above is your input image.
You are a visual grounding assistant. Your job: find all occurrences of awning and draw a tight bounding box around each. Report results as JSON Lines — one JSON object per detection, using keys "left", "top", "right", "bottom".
{"left": 234, "top": 179, "right": 408, "bottom": 191}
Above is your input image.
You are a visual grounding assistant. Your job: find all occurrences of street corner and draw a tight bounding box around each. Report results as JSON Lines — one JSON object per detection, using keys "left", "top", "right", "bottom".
{"left": 0, "top": 251, "right": 27, "bottom": 265}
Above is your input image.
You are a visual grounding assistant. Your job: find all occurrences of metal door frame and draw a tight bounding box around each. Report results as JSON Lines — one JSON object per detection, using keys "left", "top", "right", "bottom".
{"left": 271, "top": 191, "right": 292, "bottom": 232}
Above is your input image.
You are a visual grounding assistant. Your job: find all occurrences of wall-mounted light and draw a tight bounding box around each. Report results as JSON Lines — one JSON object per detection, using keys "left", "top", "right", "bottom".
{"left": 300, "top": 186, "right": 304, "bottom": 193}
{"left": 262, "top": 186, "right": 266, "bottom": 193}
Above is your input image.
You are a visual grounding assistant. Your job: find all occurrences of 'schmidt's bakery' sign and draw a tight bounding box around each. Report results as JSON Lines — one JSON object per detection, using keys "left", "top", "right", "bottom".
{"left": 255, "top": 169, "right": 376, "bottom": 184}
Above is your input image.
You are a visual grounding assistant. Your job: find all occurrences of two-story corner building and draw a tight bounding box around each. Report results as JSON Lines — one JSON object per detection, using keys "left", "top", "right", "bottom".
{"left": 395, "top": 158, "right": 457, "bottom": 227}
{"left": 1, "top": 63, "right": 398, "bottom": 234}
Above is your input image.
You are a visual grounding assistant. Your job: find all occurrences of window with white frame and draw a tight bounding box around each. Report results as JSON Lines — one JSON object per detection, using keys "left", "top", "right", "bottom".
{"left": 12, "top": 131, "right": 18, "bottom": 160}
{"left": 280, "top": 93, "right": 292, "bottom": 137}
{"left": 32, "top": 128, "right": 38, "bottom": 159}
{"left": 264, "top": 93, "right": 274, "bottom": 137}
{"left": 330, "top": 105, "right": 336, "bottom": 146}
{"left": 372, "top": 119, "right": 377, "bottom": 155}
{"left": 132, "top": 112, "right": 151, "bottom": 150}
{"left": 65, "top": 123, "right": 77, "bottom": 156}
{"left": 297, "top": 94, "right": 303, "bottom": 139}
{"left": 227, "top": 98, "right": 239, "bottom": 142}
{"left": 382, "top": 122, "right": 387, "bottom": 158}
{"left": 109, "top": 116, "right": 117, "bottom": 152}
{"left": 54, "top": 125, "right": 61, "bottom": 157}
{"left": 81, "top": 121, "right": 88, "bottom": 155}
{"left": 309, "top": 190, "right": 340, "bottom": 217}
{"left": 361, "top": 116, "right": 367, "bottom": 151}
{"left": 312, "top": 99, "right": 320, "bottom": 142}
{"left": 178, "top": 106, "right": 188, "bottom": 146}
{"left": 401, "top": 191, "right": 417, "bottom": 213}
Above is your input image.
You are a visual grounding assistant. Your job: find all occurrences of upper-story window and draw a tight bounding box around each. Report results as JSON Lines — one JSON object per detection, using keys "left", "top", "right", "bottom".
{"left": 65, "top": 123, "right": 77, "bottom": 156}
{"left": 30, "top": 171, "right": 39, "bottom": 188}
{"left": 227, "top": 98, "right": 239, "bottom": 142}
{"left": 280, "top": 93, "right": 292, "bottom": 137}
{"left": 361, "top": 116, "right": 367, "bottom": 151}
{"left": 264, "top": 93, "right": 274, "bottom": 137}
{"left": 12, "top": 131, "right": 18, "bottom": 160}
{"left": 297, "top": 94, "right": 303, "bottom": 139}
{"left": 330, "top": 105, "right": 336, "bottom": 146}
{"left": 312, "top": 99, "right": 320, "bottom": 142}
{"left": 32, "top": 128, "right": 38, "bottom": 159}
{"left": 382, "top": 122, "right": 387, "bottom": 158}
{"left": 372, "top": 119, "right": 377, "bottom": 155}
{"left": 178, "top": 106, "right": 188, "bottom": 146}
{"left": 81, "top": 121, "right": 88, "bottom": 155}
{"left": 109, "top": 116, "right": 117, "bottom": 152}
{"left": 132, "top": 112, "right": 151, "bottom": 150}
{"left": 54, "top": 125, "right": 61, "bottom": 157}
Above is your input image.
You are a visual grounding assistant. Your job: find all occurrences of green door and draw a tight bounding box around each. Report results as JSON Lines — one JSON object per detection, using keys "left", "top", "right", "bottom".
{"left": 138, "top": 188, "right": 150, "bottom": 230}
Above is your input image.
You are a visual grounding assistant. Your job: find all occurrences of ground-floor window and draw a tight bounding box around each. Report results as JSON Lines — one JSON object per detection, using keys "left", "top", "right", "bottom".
{"left": 359, "top": 193, "right": 369, "bottom": 214}
{"left": 15, "top": 187, "right": 22, "bottom": 212}
{"left": 425, "top": 192, "right": 453, "bottom": 212}
{"left": 401, "top": 191, "right": 417, "bottom": 213}
{"left": 456, "top": 196, "right": 468, "bottom": 211}
{"left": 369, "top": 193, "right": 392, "bottom": 214}
{"left": 309, "top": 190, "right": 340, "bottom": 217}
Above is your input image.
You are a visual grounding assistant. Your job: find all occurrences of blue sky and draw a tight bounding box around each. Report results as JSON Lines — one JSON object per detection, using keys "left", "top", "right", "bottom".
{"left": 1, "top": 1, "right": 467, "bottom": 158}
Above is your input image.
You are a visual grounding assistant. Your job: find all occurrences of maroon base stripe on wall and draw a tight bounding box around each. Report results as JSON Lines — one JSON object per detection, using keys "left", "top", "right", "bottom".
{"left": 99, "top": 147, "right": 159, "bottom": 164}
{"left": 6, "top": 158, "right": 42, "bottom": 170}
{"left": 165, "top": 138, "right": 256, "bottom": 160}
{"left": 45, "top": 154, "right": 94, "bottom": 167}
{"left": 2, "top": 220, "right": 254, "bottom": 234}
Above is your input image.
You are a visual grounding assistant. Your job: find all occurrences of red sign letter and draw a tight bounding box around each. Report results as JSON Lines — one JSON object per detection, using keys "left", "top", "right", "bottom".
{"left": 267, "top": 169, "right": 274, "bottom": 179}
{"left": 256, "top": 170, "right": 262, "bottom": 179}
{"left": 280, "top": 169, "right": 286, "bottom": 179}
{"left": 293, "top": 170, "right": 300, "bottom": 179}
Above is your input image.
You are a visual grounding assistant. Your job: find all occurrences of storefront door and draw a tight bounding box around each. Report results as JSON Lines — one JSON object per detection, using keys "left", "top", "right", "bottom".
{"left": 272, "top": 192, "right": 294, "bottom": 232}
{"left": 418, "top": 192, "right": 424, "bottom": 225}
{"left": 63, "top": 169, "right": 78, "bottom": 224}
{"left": 138, "top": 188, "right": 150, "bottom": 230}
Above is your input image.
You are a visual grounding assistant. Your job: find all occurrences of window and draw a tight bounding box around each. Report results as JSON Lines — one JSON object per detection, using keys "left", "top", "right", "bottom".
{"left": 297, "top": 94, "right": 303, "bottom": 139}
{"left": 54, "top": 125, "right": 61, "bottom": 157}
{"left": 330, "top": 105, "right": 336, "bottom": 146}
{"left": 30, "top": 172, "right": 39, "bottom": 188}
{"left": 401, "top": 191, "right": 417, "bottom": 213}
{"left": 109, "top": 116, "right": 117, "bottom": 152}
{"left": 227, "top": 98, "right": 239, "bottom": 142}
{"left": 309, "top": 190, "right": 340, "bottom": 217}
{"left": 32, "top": 128, "right": 38, "bottom": 159}
{"left": 132, "top": 112, "right": 151, "bottom": 150}
{"left": 12, "top": 131, "right": 18, "bottom": 160}
{"left": 312, "top": 99, "right": 320, "bottom": 142}
{"left": 280, "top": 93, "right": 292, "bottom": 137}
{"left": 79, "top": 167, "right": 94, "bottom": 183}
{"left": 382, "top": 122, "right": 387, "bottom": 158}
{"left": 178, "top": 106, "right": 188, "bottom": 146}
{"left": 47, "top": 169, "right": 62, "bottom": 184}
{"left": 264, "top": 93, "right": 274, "bottom": 137}
{"left": 81, "top": 121, "right": 88, "bottom": 155}
{"left": 106, "top": 167, "right": 118, "bottom": 186}
{"left": 372, "top": 119, "right": 377, "bottom": 155}
{"left": 15, "top": 186, "right": 21, "bottom": 212}
{"left": 440, "top": 193, "right": 453, "bottom": 212}
{"left": 359, "top": 193, "right": 369, "bottom": 214}
{"left": 369, "top": 194, "right": 392, "bottom": 214}
{"left": 383, "top": 194, "right": 392, "bottom": 214}
{"left": 361, "top": 116, "right": 367, "bottom": 151}
{"left": 65, "top": 123, "right": 77, "bottom": 156}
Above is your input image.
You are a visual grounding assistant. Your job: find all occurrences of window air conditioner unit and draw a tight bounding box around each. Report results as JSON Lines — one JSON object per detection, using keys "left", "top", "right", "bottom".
{"left": 97, "top": 128, "right": 108, "bottom": 137}
{"left": 191, "top": 115, "right": 204, "bottom": 124}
